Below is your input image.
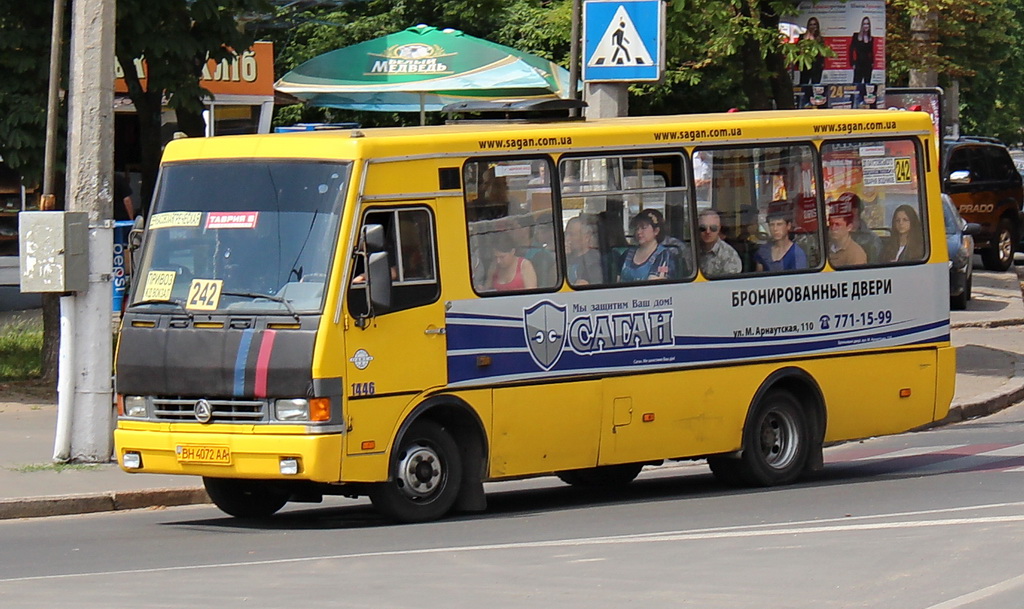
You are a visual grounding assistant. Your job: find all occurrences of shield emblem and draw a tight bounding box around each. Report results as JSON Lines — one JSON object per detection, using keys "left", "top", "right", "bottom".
{"left": 523, "top": 301, "right": 567, "bottom": 370}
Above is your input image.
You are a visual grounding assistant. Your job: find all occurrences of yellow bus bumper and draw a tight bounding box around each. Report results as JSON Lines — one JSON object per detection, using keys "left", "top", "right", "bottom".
{"left": 115, "top": 425, "right": 343, "bottom": 482}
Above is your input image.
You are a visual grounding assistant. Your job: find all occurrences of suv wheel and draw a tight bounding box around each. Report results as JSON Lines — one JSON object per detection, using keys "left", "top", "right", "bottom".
{"left": 981, "top": 218, "right": 1015, "bottom": 272}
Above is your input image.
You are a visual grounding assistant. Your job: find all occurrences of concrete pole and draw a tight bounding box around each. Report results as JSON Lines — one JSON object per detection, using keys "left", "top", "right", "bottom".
{"left": 584, "top": 83, "right": 628, "bottom": 118}
{"left": 64, "top": 0, "right": 115, "bottom": 462}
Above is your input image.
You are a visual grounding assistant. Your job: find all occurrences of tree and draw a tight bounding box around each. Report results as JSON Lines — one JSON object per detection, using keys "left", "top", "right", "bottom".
{"left": 887, "top": 0, "right": 1024, "bottom": 145}
{"left": 115, "top": 0, "right": 271, "bottom": 207}
{"left": 0, "top": 2, "right": 67, "bottom": 188}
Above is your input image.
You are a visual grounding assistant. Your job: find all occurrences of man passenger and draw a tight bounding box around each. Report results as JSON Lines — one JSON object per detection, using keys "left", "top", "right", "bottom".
{"left": 828, "top": 199, "right": 868, "bottom": 267}
{"left": 696, "top": 208, "right": 742, "bottom": 277}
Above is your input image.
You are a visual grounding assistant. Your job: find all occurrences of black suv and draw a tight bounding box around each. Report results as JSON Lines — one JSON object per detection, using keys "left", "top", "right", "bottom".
{"left": 943, "top": 137, "right": 1024, "bottom": 271}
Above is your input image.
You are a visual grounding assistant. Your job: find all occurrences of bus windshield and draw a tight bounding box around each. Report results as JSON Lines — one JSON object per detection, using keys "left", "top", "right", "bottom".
{"left": 130, "top": 161, "right": 349, "bottom": 314}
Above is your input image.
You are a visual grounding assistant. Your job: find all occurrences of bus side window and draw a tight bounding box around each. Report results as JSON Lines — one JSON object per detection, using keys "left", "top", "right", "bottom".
{"left": 559, "top": 152, "right": 691, "bottom": 285}
{"left": 822, "top": 138, "right": 926, "bottom": 267}
{"left": 464, "top": 158, "right": 561, "bottom": 294}
{"left": 697, "top": 145, "right": 821, "bottom": 275}
{"left": 347, "top": 207, "right": 439, "bottom": 316}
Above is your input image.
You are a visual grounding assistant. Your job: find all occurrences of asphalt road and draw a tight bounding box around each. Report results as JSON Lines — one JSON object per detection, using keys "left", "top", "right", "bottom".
{"left": 3, "top": 404, "right": 1024, "bottom": 608}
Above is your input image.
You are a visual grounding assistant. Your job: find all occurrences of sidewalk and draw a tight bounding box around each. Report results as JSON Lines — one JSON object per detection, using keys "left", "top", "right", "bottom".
{"left": 1, "top": 265, "right": 1024, "bottom": 520}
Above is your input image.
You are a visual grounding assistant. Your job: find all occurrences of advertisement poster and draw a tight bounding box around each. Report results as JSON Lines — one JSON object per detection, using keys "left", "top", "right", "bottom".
{"left": 784, "top": 0, "right": 886, "bottom": 109}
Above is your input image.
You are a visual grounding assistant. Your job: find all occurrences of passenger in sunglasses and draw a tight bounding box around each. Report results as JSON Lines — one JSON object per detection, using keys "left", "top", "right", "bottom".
{"left": 697, "top": 208, "right": 742, "bottom": 277}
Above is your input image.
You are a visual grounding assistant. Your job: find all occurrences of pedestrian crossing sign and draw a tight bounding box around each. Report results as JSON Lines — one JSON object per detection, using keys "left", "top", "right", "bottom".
{"left": 583, "top": 0, "right": 664, "bottom": 82}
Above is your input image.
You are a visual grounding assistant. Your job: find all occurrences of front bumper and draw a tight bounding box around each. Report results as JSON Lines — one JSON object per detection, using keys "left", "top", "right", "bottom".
{"left": 115, "top": 424, "right": 343, "bottom": 482}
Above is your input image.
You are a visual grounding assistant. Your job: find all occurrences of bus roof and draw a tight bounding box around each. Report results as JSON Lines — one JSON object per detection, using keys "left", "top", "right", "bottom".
{"left": 161, "top": 109, "right": 935, "bottom": 163}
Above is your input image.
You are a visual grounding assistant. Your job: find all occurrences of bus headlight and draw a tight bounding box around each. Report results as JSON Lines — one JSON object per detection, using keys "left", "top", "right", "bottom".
{"left": 124, "top": 396, "right": 149, "bottom": 418}
{"left": 274, "top": 399, "right": 310, "bottom": 421}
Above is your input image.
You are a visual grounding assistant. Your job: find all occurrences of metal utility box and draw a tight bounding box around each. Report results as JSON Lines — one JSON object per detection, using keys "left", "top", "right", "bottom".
{"left": 19, "top": 211, "right": 89, "bottom": 293}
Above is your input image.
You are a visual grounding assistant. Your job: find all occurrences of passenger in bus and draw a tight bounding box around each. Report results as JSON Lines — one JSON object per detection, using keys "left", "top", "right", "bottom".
{"left": 619, "top": 209, "right": 676, "bottom": 281}
{"left": 724, "top": 205, "right": 761, "bottom": 272}
{"left": 468, "top": 167, "right": 510, "bottom": 221}
{"left": 842, "top": 192, "right": 883, "bottom": 262}
{"left": 697, "top": 208, "right": 742, "bottom": 277}
{"left": 490, "top": 232, "right": 538, "bottom": 291}
{"left": 755, "top": 207, "right": 809, "bottom": 272}
{"left": 881, "top": 205, "right": 925, "bottom": 262}
{"left": 511, "top": 214, "right": 556, "bottom": 286}
{"left": 827, "top": 199, "right": 868, "bottom": 267}
{"left": 565, "top": 215, "right": 603, "bottom": 285}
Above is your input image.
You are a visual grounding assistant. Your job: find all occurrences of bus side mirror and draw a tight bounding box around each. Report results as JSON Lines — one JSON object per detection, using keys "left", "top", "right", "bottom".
{"left": 362, "top": 223, "right": 386, "bottom": 253}
{"left": 128, "top": 215, "right": 145, "bottom": 251}
{"left": 356, "top": 224, "right": 392, "bottom": 327}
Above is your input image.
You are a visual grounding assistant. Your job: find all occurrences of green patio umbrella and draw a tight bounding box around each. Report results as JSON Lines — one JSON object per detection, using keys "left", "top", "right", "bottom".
{"left": 274, "top": 24, "right": 575, "bottom": 124}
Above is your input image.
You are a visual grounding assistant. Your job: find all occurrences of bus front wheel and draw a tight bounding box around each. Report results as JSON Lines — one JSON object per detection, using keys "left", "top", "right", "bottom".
{"left": 203, "top": 477, "right": 289, "bottom": 518}
{"left": 736, "top": 390, "right": 809, "bottom": 486}
{"left": 370, "top": 420, "right": 463, "bottom": 523}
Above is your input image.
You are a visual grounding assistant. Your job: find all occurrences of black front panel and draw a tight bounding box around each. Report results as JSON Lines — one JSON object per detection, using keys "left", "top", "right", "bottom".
{"left": 116, "top": 312, "right": 319, "bottom": 399}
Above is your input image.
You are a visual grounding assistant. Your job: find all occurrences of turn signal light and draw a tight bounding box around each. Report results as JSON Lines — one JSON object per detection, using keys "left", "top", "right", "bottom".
{"left": 310, "top": 398, "right": 331, "bottom": 422}
{"left": 899, "top": 388, "right": 912, "bottom": 398}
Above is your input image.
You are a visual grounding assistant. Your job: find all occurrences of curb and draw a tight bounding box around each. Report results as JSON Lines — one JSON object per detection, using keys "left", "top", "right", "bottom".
{"left": 0, "top": 488, "right": 209, "bottom": 521}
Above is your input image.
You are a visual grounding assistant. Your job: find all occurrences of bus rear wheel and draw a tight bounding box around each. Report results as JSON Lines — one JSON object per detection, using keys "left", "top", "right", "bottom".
{"left": 203, "top": 477, "right": 289, "bottom": 518}
{"left": 370, "top": 420, "right": 462, "bottom": 523}
{"left": 736, "top": 389, "right": 809, "bottom": 486}
{"left": 556, "top": 463, "right": 644, "bottom": 488}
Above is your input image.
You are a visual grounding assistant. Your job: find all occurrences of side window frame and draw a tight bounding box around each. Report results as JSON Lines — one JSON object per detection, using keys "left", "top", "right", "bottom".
{"left": 821, "top": 136, "right": 928, "bottom": 268}
{"left": 693, "top": 142, "right": 824, "bottom": 277}
{"left": 557, "top": 150, "right": 694, "bottom": 287}
{"left": 347, "top": 205, "right": 440, "bottom": 316}
{"left": 462, "top": 156, "right": 562, "bottom": 296}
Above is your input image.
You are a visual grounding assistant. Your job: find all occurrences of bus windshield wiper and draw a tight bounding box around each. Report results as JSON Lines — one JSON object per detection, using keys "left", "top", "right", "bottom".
{"left": 128, "top": 298, "right": 188, "bottom": 312}
{"left": 221, "top": 291, "right": 300, "bottom": 320}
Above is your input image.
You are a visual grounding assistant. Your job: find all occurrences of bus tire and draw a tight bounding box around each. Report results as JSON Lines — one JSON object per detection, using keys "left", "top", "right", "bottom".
{"left": 556, "top": 463, "right": 643, "bottom": 488}
{"left": 736, "top": 389, "right": 809, "bottom": 486}
{"left": 981, "top": 218, "right": 1015, "bottom": 271}
{"left": 203, "top": 477, "right": 288, "bottom": 518}
{"left": 370, "top": 420, "right": 462, "bottom": 523}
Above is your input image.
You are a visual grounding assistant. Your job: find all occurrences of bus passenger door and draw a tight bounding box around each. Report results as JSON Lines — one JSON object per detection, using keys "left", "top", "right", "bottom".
{"left": 344, "top": 205, "right": 446, "bottom": 399}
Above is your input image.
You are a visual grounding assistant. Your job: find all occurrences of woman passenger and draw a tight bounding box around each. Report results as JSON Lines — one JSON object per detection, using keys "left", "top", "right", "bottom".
{"left": 490, "top": 232, "right": 538, "bottom": 291}
{"left": 619, "top": 209, "right": 675, "bottom": 282}
{"left": 881, "top": 205, "right": 924, "bottom": 262}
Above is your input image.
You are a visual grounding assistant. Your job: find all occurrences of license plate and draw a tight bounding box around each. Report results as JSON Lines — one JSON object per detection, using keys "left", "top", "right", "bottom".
{"left": 176, "top": 444, "right": 231, "bottom": 465}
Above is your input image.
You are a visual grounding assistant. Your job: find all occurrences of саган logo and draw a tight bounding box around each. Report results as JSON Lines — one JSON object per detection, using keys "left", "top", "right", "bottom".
{"left": 523, "top": 301, "right": 566, "bottom": 370}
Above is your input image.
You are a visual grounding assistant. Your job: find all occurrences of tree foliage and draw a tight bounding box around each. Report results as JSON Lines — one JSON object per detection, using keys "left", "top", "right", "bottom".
{"left": 0, "top": 2, "right": 67, "bottom": 189}
{"left": 887, "top": 0, "right": 1024, "bottom": 144}
{"left": 115, "top": 0, "right": 272, "bottom": 205}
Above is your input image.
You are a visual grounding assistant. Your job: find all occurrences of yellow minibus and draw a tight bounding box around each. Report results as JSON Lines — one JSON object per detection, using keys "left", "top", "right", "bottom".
{"left": 115, "top": 109, "right": 955, "bottom": 522}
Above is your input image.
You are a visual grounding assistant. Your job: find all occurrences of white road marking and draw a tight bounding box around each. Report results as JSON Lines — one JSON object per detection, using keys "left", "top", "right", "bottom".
{"left": 3, "top": 501, "right": 1024, "bottom": 584}
{"left": 923, "top": 572, "right": 1024, "bottom": 609}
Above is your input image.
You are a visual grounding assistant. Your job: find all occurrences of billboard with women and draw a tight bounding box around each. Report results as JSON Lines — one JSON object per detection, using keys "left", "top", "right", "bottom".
{"left": 783, "top": 0, "right": 886, "bottom": 109}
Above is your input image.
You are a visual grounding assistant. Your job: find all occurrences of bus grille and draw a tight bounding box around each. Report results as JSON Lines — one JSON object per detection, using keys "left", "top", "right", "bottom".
{"left": 152, "top": 398, "right": 267, "bottom": 423}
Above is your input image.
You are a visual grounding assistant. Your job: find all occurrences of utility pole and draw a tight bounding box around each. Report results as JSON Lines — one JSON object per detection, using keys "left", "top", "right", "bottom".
{"left": 61, "top": 0, "right": 116, "bottom": 462}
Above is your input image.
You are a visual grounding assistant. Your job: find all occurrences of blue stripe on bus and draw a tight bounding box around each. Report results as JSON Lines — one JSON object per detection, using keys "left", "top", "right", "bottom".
{"left": 234, "top": 328, "right": 255, "bottom": 397}
{"left": 446, "top": 321, "right": 948, "bottom": 384}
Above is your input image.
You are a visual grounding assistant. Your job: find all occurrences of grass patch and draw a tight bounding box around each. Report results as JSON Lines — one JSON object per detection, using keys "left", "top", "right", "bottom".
{"left": 0, "top": 316, "right": 43, "bottom": 381}
{"left": 11, "top": 462, "right": 103, "bottom": 473}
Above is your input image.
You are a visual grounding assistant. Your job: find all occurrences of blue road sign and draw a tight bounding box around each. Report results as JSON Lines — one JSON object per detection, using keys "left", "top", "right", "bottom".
{"left": 583, "top": 0, "right": 664, "bottom": 82}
